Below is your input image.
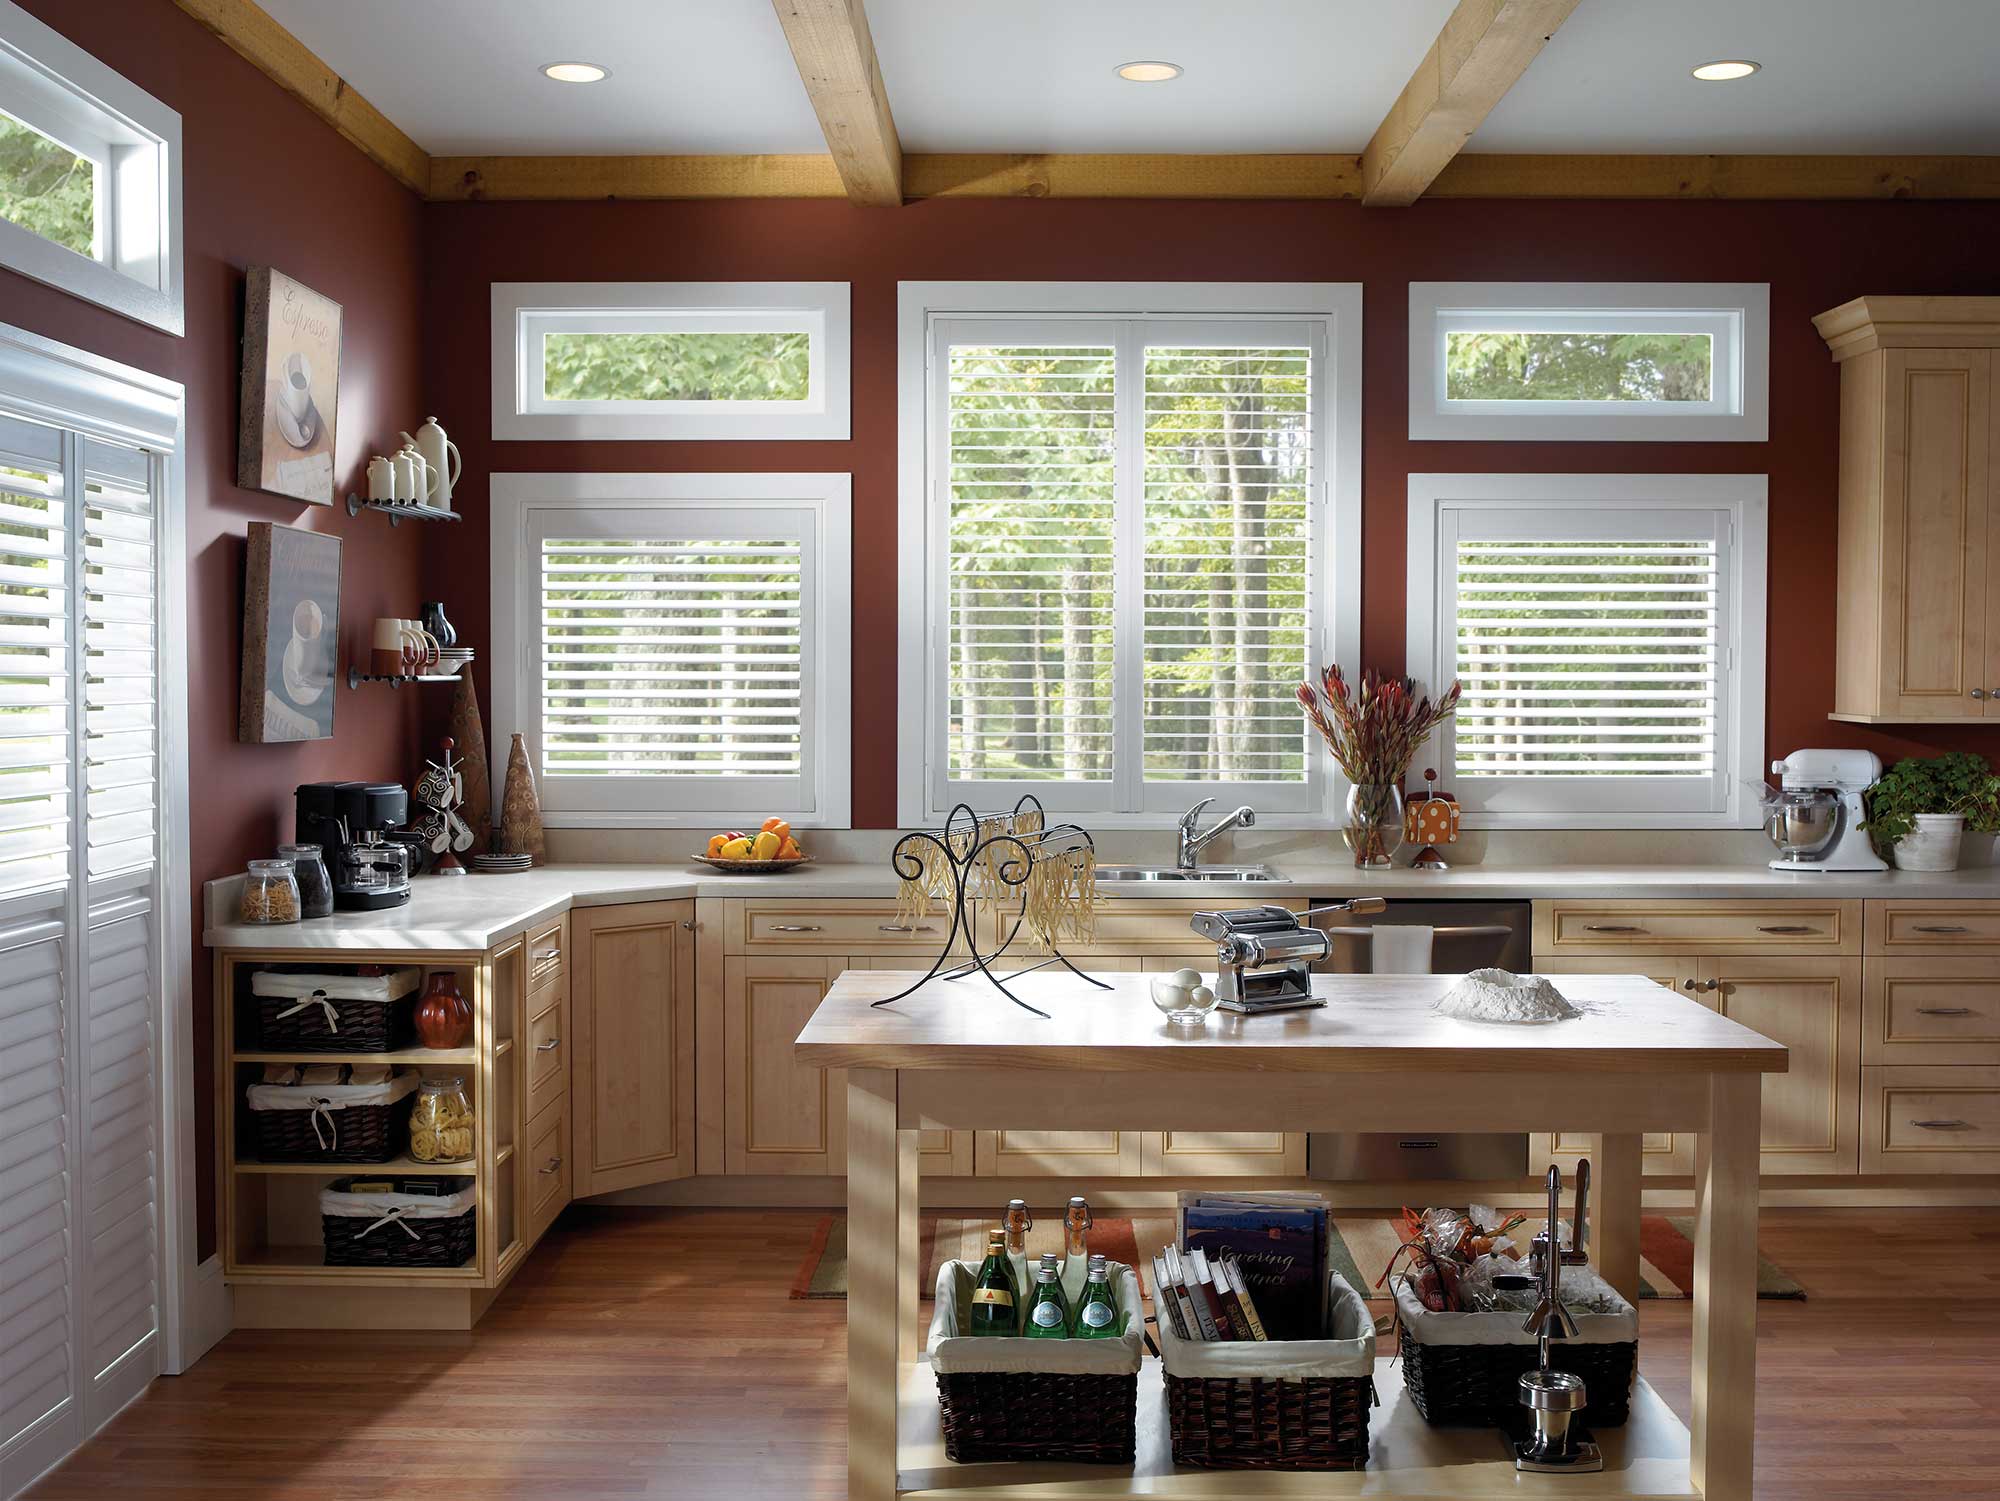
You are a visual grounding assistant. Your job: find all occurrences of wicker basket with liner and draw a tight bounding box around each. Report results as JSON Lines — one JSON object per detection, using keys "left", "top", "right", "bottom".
{"left": 251, "top": 966, "right": 422, "bottom": 1053}
{"left": 1393, "top": 1269, "right": 1638, "bottom": 1427}
{"left": 245, "top": 1069, "right": 419, "bottom": 1164}
{"left": 1158, "top": 1271, "right": 1377, "bottom": 1471}
{"left": 320, "top": 1176, "right": 476, "bottom": 1268}
{"left": 926, "top": 1259, "right": 1144, "bottom": 1464}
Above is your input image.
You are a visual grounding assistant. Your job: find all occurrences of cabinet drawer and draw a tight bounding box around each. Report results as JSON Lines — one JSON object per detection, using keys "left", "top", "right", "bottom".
{"left": 527, "top": 919, "right": 565, "bottom": 996}
{"left": 1035, "top": 902, "right": 1210, "bottom": 955}
{"left": 1862, "top": 1066, "right": 2000, "bottom": 1173}
{"left": 1866, "top": 901, "right": 2000, "bottom": 953}
{"left": 526, "top": 983, "right": 567, "bottom": 1120}
{"left": 525, "top": 1096, "right": 570, "bottom": 1237}
{"left": 730, "top": 900, "right": 967, "bottom": 954}
{"left": 1533, "top": 901, "right": 1858, "bottom": 954}
{"left": 1863, "top": 958, "right": 2000, "bottom": 1063}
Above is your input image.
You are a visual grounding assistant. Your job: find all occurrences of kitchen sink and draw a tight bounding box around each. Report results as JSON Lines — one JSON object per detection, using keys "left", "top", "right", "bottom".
{"left": 1093, "top": 864, "right": 1283, "bottom": 882}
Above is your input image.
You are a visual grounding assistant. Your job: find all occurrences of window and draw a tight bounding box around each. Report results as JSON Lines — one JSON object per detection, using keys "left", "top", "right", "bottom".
{"left": 490, "top": 472, "right": 851, "bottom": 827}
{"left": 1405, "top": 473, "right": 1767, "bottom": 828}
{"left": 1408, "top": 283, "right": 1768, "bottom": 442}
{"left": 897, "top": 283, "right": 1361, "bottom": 827}
{"left": 492, "top": 282, "right": 849, "bottom": 440}
{"left": 0, "top": 0, "right": 182, "bottom": 334}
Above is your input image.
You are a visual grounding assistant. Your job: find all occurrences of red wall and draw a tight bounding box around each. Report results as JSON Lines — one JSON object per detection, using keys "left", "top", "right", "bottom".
{"left": 423, "top": 195, "right": 2000, "bottom": 825}
{"left": 0, "top": 0, "right": 427, "bottom": 1257}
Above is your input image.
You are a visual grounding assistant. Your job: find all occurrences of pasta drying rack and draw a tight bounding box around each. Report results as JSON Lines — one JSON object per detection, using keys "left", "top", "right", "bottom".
{"left": 874, "top": 795, "right": 1108, "bottom": 1019}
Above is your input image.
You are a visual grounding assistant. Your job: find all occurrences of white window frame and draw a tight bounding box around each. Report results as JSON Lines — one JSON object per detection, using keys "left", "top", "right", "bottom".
{"left": 896, "top": 281, "right": 1362, "bottom": 830}
{"left": 1405, "top": 472, "right": 1767, "bottom": 830}
{"left": 0, "top": 0, "right": 183, "bottom": 335}
{"left": 490, "top": 471, "right": 851, "bottom": 829}
{"left": 1408, "top": 282, "right": 1768, "bottom": 443}
{"left": 492, "top": 282, "right": 850, "bottom": 441}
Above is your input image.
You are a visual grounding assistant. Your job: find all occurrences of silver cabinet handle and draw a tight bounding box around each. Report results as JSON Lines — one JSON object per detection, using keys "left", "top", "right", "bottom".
{"left": 1684, "top": 977, "right": 1719, "bottom": 991}
{"left": 682, "top": 919, "right": 696, "bottom": 930}
{"left": 1915, "top": 924, "right": 1970, "bottom": 934}
{"left": 878, "top": 923, "right": 936, "bottom": 933}
{"left": 536, "top": 1037, "right": 561, "bottom": 1051}
{"left": 1584, "top": 924, "right": 1646, "bottom": 934}
{"left": 532, "top": 947, "right": 560, "bottom": 963}
{"left": 540, "top": 1156, "right": 563, "bottom": 1172}
{"left": 1917, "top": 1006, "right": 1976, "bottom": 1016}
{"left": 770, "top": 923, "right": 823, "bottom": 932}
{"left": 1759, "top": 925, "right": 1814, "bottom": 934}
{"left": 1910, "top": 1119, "right": 1972, "bottom": 1130}
{"left": 1701, "top": 978, "right": 1721, "bottom": 992}
{"left": 1974, "top": 689, "right": 1988, "bottom": 700}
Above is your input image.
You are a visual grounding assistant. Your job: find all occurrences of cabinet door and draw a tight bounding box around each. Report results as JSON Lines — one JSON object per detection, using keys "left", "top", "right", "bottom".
{"left": 1530, "top": 955, "right": 1703, "bottom": 1174}
{"left": 724, "top": 955, "right": 848, "bottom": 1175}
{"left": 1876, "top": 349, "right": 1992, "bottom": 719}
{"left": 1135, "top": 956, "right": 1306, "bottom": 1176}
{"left": 1707, "top": 955, "right": 1862, "bottom": 1175}
{"left": 572, "top": 900, "right": 697, "bottom": 1195}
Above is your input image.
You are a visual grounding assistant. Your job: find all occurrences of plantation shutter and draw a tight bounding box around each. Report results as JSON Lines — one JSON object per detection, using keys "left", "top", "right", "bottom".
{"left": 0, "top": 415, "right": 70, "bottom": 898}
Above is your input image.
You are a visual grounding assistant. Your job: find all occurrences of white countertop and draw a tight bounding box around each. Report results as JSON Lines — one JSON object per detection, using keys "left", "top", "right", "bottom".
{"left": 201, "top": 856, "right": 2000, "bottom": 954}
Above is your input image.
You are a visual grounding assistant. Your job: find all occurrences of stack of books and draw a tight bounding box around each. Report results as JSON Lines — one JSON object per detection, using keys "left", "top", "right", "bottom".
{"left": 1164, "top": 1190, "right": 1332, "bottom": 1341}
{"left": 1152, "top": 1244, "right": 1270, "bottom": 1341}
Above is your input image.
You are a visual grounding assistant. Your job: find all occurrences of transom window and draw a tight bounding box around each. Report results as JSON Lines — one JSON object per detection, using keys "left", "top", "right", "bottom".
{"left": 900, "top": 284, "right": 1361, "bottom": 828}
{"left": 1406, "top": 473, "right": 1768, "bottom": 829}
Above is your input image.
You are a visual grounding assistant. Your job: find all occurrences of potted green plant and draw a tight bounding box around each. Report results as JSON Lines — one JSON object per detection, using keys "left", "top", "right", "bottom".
{"left": 1862, "top": 752, "right": 2000, "bottom": 871}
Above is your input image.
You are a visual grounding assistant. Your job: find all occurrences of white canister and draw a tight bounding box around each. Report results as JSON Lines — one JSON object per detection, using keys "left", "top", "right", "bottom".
{"left": 366, "top": 454, "right": 395, "bottom": 502}
{"left": 390, "top": 449, "right": 419, "bottom": 504}
{"left": 410, "top": 418, "right": 461, "bottom": 511}
{"left": 1895, "top": 813, "right": 1966, "bottom": 872}
{"left": 401, "top": 445, "right": 434, "bottom": 508}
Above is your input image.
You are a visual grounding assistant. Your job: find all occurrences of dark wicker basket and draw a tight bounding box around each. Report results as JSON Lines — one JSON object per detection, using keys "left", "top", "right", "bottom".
{"left": 1164, "top": 1372, "right": 1374, "bottom": 1470}
{"left": 251, "top": 1091, "right": 414, "bottom": 1164}
{"left": 934, "top": 1371, "right": 1138, "bottom": 1464}
{"left": 322, "top": 1180, "right": 476, "bottom": 1269}
{"left": 255, "top": 986, "right": 415, "bottom": 1054}
{"left": 1396, "top": 1313, "right": 1635, "bottom": 1428}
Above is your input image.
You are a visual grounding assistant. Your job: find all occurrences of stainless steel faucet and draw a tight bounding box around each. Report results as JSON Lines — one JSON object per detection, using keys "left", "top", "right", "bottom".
{"left": 1175, "top": 798, "right": 1256, "bottom": 871}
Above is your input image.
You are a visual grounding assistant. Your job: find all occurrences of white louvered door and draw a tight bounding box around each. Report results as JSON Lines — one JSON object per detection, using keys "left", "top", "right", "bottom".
{"left": 0, "top": 414, "right": 163, "bottom": 1497}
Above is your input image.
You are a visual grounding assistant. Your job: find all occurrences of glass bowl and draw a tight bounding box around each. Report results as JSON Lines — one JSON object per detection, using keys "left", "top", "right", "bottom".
{"left": 1149, "top": 970, "right": 1219, "bottom": 1028}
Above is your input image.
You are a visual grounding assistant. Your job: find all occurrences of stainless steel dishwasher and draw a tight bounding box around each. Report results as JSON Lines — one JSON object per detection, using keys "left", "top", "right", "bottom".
{"left": 1306, "top": 899, "right": 1532, "bottom": 1182}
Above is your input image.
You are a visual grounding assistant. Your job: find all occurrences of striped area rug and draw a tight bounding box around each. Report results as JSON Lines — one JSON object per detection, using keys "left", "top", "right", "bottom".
{"left": 790, "top": 1212, "right": 1803, "bottom": 1301}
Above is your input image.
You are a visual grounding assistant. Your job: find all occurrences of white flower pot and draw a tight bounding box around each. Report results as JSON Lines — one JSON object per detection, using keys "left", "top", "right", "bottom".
{"left": 1894, "top": 813, "right": 1966, "bottom": 872}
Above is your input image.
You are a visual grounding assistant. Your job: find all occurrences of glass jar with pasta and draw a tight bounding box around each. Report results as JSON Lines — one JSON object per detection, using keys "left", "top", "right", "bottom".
{"left": 409, "top": 1076, "right": 475, "bottom": 1163}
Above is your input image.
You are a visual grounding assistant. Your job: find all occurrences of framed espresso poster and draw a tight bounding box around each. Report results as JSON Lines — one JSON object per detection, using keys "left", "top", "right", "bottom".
{"left": 238, "top": 266, "right": 342, "bottom": 505}
{"left": 241, "top": 521, "right": 341, "bottom": 743}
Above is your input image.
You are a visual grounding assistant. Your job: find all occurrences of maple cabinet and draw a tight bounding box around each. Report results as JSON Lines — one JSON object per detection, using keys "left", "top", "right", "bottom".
{"left": 572, "top": 901, "right": 696, "bottom": 1194}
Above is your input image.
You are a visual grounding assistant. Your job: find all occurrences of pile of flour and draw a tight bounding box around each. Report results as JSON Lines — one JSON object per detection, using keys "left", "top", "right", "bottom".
{"left": 1433, "top": 968, "right": 1581, "bottom": 1024}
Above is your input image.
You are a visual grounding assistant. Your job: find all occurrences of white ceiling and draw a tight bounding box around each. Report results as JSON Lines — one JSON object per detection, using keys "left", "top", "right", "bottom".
{"left": 259, "top": 0, "right": 2000, "bottom": 158}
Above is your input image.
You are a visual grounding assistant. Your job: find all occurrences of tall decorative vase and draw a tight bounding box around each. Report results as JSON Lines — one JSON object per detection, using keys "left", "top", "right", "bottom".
{"left": 414, "top": 970, "right": 472, "bottom": 1049}
{"left": 448, "top": 669, "right": 492, "bottom": 854}
{"left": 1343, "top": 783, "right": 1406, "bottom": 869}
{"left": 500, "top": 733, "right": 546, "bottom": 865}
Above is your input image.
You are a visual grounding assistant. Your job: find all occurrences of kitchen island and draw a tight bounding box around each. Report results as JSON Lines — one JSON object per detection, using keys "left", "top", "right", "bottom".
{"left": 796, "top": 970, "right": 1789, "bottom": 1501}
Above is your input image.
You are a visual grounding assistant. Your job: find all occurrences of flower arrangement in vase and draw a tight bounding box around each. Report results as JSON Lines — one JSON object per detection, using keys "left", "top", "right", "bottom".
{"left": 1297, "top": 666, "right": 1462, "bottom": 867}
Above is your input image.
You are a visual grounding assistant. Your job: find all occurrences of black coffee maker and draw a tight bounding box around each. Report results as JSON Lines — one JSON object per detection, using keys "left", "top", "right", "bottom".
{"left": 295, "top": 781, "right": 413, "bottom": 910}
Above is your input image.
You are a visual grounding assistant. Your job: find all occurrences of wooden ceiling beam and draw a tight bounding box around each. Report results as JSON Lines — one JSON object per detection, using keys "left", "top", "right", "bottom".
{"left": 174, "top": 0, "right": 429, "bottom": 195}
{"left": 769, "top": 0, "right": 903, "bottom": 206}
{"left": 1362, "top": 0, "right": 1583, "bottom": 207}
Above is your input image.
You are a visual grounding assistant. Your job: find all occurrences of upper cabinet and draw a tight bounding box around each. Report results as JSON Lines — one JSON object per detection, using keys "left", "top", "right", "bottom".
{"left": 1816, "top": 297, "right": 2000, "bottom": 723}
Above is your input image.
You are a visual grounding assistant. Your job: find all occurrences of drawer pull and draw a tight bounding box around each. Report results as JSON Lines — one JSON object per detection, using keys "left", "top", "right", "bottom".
{"left": 770, "top": 924, "right": 824, "bottom": 933}
{"left": 1583, "top": 924, "right": 1647, "bottom": 934}
{"left": 532, "top": 946, "right": 560, "bottom": 961}
{"left": 1914, "top": 924, "right": 1971, "bottom": 934}
{"left": 1916, "top": 1006, "right": 1977, "bottom": 1017}
{"left": 536, "top": 1037, "right": 562, "bottom": 1052}
{"left": 1683, "top": 977, "right": 1719, "bottom": 991}
{"left": 878, "top": 923, "right": 936, "bottom": 933}
{"left": 1909, "top": 1119, "right": 1973, "bottom": 1131}
{"left": 539, "top": 1156, "right": 564, "bottom": 1173}
{"left": 1758, "top": 925, "right": 1815, "bottom": 935}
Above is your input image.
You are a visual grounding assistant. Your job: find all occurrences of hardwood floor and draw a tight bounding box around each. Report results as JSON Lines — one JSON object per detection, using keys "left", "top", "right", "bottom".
{"left": 26, "top": 1205, "right": 2000, "bottom": 1500}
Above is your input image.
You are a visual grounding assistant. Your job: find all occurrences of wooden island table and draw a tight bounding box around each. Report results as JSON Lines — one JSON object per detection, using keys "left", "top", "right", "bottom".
{"left": 796, "top": 970, "right": 1788, "bottom": 1501}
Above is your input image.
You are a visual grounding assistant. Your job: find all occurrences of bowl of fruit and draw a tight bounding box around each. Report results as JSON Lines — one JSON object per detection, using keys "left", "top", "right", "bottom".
{"left": 694, "top": 819, "right": 813, "bottom": 874}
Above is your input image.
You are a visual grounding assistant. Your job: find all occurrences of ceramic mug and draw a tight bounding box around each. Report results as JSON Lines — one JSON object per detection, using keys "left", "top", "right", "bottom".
{"left": 280, "top": 352, "right": 312, "bottom": 426}
{"left": 372, "top": 617, "right": 411, "bottom": 676}
{"left": 366, "top": 454, "right": 395, "bottom": 502}
{"left": 402, "top": 620, "right": 441, "bottom": 670}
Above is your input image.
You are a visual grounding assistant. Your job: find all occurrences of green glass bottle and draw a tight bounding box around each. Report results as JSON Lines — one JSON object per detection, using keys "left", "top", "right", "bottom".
{"left": 1073, "top": 1253, "right": 1120, "bottom": 1338}
{"left": 968, "top": 1229, "right": 1018, "bottom": 1336}
{"left": 1023, "top": 1252, "right": 1072, "bottom": 1339}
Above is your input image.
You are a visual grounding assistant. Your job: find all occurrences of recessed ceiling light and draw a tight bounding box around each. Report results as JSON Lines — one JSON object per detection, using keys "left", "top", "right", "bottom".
{"left": 542, "top": 61, "right": 609, "bottom": 84}
{"left": 1691, "top": 59, "right": 1760, "bottom": 81}
{"left": 1116, "top": 60, "right": 1182, "bottom": 83}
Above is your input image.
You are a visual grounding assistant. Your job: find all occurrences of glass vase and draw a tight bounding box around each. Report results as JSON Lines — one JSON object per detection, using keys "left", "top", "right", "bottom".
{"left": 1343, "top": 783, "right": 1406, "bottom": 869}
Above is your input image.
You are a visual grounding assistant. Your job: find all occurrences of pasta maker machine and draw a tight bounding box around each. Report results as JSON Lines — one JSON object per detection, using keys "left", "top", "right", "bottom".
{"left": 1189, "top": 898, "right": 1387, "bottom": 1013}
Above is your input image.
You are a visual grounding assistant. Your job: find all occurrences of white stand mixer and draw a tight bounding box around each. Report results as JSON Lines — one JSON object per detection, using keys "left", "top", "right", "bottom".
{"left": 1766, "top": 749, "right": 1888, "bottom": 872}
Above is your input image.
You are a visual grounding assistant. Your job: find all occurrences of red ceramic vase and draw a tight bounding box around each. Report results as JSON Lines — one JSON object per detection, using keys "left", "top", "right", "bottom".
{"left": 414, "top": 972, "right": 471, "bottom": 1049}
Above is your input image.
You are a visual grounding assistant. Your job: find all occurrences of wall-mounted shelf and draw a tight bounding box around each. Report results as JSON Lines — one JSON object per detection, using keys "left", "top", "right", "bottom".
{"left": 233, "top": 1155, "right": 474, "bottom": 1175}
{"left": 345, "top": 494, "right": 461, "bottom": 526}
{"left": 348, "top": 668, "right": 465, "bottom": 689}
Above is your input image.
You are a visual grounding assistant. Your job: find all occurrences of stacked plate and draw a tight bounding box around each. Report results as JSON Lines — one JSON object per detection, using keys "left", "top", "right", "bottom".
{"left": 436, "top": 645, "right": 475, "bottom": 675}
{"left": 472, "top": 852, "right": 531, "bottom": 874}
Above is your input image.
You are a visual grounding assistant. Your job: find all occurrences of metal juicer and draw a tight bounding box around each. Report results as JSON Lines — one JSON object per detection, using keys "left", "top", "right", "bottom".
{"left": 1189, "top": 898, "right": 1387, "bottom": 1012}
{"left": 1515, "top": 1159, "right": 1603, "bottom": 1475}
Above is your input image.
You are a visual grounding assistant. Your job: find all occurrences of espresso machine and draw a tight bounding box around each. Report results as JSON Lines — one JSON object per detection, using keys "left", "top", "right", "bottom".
{"left": 295, "top": 781, "right": 414, "bottom": 910}
{"left": 1765, "top": 749, "right": 1887, "bottom": 872}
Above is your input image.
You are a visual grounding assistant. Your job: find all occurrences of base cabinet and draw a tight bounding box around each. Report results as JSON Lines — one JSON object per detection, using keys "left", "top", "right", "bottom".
{"left": 723, "top": 955, "right": 850, "bottom": 1175}
{"left": 573, "top": 901, "right": 697, "bottom": 1195}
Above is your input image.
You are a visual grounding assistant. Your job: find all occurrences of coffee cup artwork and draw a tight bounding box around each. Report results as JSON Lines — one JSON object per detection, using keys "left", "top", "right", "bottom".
{"left": 240, "top": 522, "right": 342, "bottom": 743}
{"left": 237, "top": 266, "right": 343, "bottom": 506}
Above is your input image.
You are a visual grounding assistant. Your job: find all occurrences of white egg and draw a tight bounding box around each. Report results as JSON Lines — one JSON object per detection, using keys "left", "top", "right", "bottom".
{"left": 1170, "top": 967, "right": 1203, "bottom": 989}
{"left": 1190, "top": 985, "right": 1215, "bottom": 1006}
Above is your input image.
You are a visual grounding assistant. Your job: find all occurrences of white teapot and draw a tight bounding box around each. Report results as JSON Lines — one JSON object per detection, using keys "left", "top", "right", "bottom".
{"left": 406, "top": 417, "right": 462, "bottom": 511}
